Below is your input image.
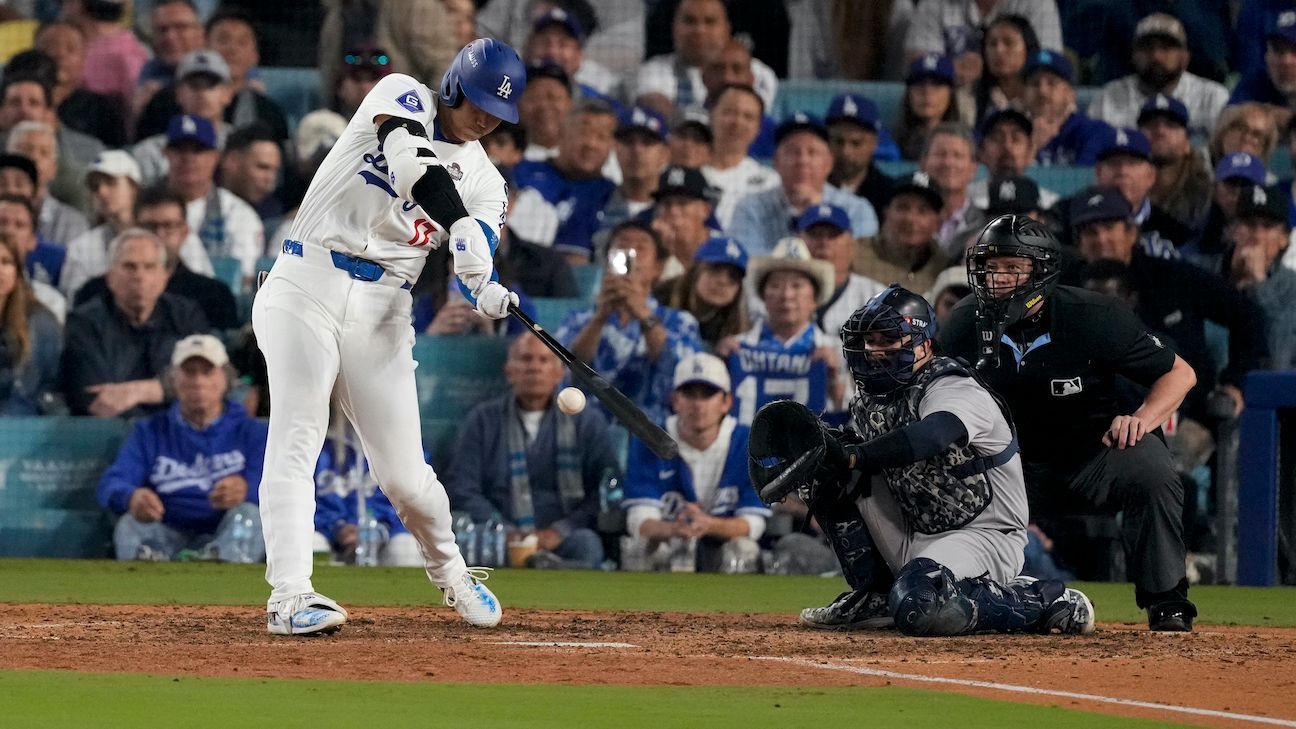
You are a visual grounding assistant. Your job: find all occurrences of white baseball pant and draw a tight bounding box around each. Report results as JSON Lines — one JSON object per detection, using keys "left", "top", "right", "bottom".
{"left": 252, "top": 246, "right": 467, "bottom": 605}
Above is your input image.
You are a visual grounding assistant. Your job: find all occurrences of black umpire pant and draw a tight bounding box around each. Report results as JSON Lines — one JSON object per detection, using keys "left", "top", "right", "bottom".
{"left": 1024, "top": 435, "right": 1188, "bottom": 606}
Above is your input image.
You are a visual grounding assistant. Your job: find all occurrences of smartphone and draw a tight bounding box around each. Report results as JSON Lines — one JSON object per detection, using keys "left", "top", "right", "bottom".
{"left": 608, "top": 248, "right": 637, "bottom": 276}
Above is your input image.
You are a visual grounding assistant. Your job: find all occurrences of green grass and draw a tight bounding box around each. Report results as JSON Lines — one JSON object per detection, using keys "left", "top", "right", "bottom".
{"left": 0, "top": 671, "right": 1186, "bottom": 728}
{"left": 3, "top": 558, "right": 1296, "bottom": 626}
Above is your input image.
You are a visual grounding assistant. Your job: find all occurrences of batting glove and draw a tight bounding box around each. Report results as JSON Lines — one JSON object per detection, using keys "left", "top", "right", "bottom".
{"left": 474, "top": 281, "right": 518, "bottom": 320}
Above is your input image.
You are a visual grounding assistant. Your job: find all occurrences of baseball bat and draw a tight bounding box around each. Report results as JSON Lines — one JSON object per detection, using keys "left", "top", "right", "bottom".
{"left": 508, "top": 303, "right": 679, "bottom": 460}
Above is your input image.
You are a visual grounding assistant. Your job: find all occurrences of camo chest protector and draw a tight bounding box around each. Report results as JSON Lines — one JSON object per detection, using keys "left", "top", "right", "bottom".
{"left": 851, "top": 356, "right": 1017, "bottom": 535}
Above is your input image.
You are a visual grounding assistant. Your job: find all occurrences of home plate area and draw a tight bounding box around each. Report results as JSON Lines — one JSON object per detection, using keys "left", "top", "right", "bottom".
{"left": 2, "top": 604, "right": 1294, "bottom": 727}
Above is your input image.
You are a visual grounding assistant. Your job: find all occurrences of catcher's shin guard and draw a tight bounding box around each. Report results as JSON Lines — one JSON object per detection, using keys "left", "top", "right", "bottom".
{"left": 815, "top": 494, "right": 890, "bottom": 592}
{"left": 889, "top": 558, "right": 1070, "bottom": 636}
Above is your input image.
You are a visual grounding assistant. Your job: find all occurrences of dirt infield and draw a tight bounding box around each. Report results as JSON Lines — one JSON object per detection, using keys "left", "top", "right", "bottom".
{"left": 3, "top": 604, "right": 1295, "bottom": 727}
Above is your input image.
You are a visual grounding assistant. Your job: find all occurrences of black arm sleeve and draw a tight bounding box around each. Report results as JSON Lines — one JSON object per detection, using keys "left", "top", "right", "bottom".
{"left": 852, "top": 411, "right": 969, "bottom": 472}
{"left": 411, "top": 167, "right": 470, "bottom": 230}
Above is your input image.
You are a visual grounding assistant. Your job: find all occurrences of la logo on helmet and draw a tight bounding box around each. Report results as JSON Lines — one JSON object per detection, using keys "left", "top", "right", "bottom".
{"left": 496, "top": 75, "right": 513, "bottom": 99}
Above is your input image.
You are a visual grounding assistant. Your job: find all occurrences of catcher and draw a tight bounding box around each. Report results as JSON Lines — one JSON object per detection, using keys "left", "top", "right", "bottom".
{"left": 750, "top": 284, "right": 1095, "bottom": 636}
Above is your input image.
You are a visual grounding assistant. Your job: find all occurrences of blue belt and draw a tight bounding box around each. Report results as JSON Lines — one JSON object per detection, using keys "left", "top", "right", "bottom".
{"left": 283, "top": 240, "right": 412, "bottom": 290}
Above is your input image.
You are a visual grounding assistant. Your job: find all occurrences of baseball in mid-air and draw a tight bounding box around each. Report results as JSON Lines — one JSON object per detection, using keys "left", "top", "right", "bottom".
{"left": 557, "top": 387, "right": 586, "bottom": 415}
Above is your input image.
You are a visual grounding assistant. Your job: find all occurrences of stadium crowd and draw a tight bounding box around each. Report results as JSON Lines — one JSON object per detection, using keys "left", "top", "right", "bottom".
{"left": 0, "top": 0, "right": 1291, "bottom": 580}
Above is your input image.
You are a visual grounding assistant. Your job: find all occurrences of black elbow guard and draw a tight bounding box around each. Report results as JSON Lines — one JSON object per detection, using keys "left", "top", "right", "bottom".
{"left": 377, "top": 116, "right": 428, "bottom": 143}
{"left": 411, "top": 166, "right": 470, "bottom": 230}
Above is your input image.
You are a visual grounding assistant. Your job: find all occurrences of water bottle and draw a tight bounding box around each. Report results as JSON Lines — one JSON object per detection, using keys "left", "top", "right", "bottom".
{"left": 225, "top": 513, "right": 253, "bottom": 563}
{"left": 461, "top": 519, "right": 479, "bottom": 565}
{"left": 479, "top": 518, "right": 500, "bottom": 566}
{"left": 355, "top": 516, "right": 383, "bottom": 567}
{"left": 598, "top": 469, "right": 622, "bottom": 513}
{"left": 491, "top": 520, "right": 507, "bottom": 568}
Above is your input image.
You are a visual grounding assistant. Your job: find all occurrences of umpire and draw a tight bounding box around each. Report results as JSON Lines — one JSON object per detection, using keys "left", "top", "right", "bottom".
{"left": 939, "top": 215, "right": 1200, "bottom": 631}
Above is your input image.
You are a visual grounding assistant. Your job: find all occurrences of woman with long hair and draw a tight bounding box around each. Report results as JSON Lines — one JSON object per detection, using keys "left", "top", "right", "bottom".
{"left": 973, "top": 15, "right": 1039, "bottom": 122}
{"left": 661, "top": 237, "right": 749, "bottom": 350}
{"left": 898, "top": 54, "right": 964, "bottom": 161}
{"left": 0, "top": 233, "right": 61, "bottom": 414}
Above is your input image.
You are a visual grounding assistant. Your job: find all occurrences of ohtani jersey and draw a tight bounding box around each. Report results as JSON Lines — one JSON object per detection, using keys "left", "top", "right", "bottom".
{"left": 288, "top": 73, "right": 509, "bottom": 284}
{"left": 726, "top": 320, "right": 835, "bottom": 426}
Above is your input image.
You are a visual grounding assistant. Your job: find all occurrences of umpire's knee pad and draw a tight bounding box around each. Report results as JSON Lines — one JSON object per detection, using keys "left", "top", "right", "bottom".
{"left": 887, "top": 557, "right": 975, "bottom": 637}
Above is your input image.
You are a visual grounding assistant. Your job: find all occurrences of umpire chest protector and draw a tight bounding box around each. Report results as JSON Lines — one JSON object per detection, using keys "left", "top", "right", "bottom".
{"left": 851, "top": 356, "right": 1016, "bottom": 534}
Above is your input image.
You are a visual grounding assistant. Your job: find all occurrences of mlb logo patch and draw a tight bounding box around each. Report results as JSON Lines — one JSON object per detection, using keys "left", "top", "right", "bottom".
{"left": 1050, "top": 377, "right": 1083, "bottom": 396}
{"left": 396, "top": 89, "right": 424, "bottom": 113}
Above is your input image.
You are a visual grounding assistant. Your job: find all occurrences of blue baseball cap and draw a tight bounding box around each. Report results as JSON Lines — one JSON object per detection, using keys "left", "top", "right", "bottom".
{"left": 1070, "top": 186, "right": 1134, "bottom": 228}
{"left": 693, "top": 236, "right": 749, "bottom": 272}
{"left": 165, "top": 114, "right": 218, "bottom": 150}
{"left": 1023, "top": 49, "right": 1073, "bottom": 84}
{"left": 1215, "top": 152, "right": 1267, "bottom": 185}
{"left": 1096, "top": 126, "right": 1151, "bottom": 162}
{"left": 617, "top": 105, "right": 667, "bottom": 142}
{"left": 774, "top": 111, "right": 828, "bottom": 145}
{"left": 906, "top": 53, "right": 954, "bottom": 85}
{"left": 825, "top": 93, "right": 879, "bottom": 132}
{"left": 1137, "top": 93, "right": 1189, "bottom": 128}
{"left": 1270, "top": 10, "right": 1296, "bottom": 45}
{"left": 532, "top": 7, "right": 585, "bottom": 42}
{"left": 796, "top": 203, "right": 851, "bottom": 233}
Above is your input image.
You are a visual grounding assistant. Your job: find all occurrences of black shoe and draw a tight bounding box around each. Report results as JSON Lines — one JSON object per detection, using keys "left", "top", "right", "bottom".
{"left": 1148, "top": 599, "right": 1197, "bottom": 631}
{"left": 799, "top": 590, "right": 894, "bottom": 630}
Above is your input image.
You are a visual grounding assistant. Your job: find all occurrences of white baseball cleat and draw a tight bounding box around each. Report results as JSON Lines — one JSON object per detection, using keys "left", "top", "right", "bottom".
{"left": 443, "top": 567, "right": 502, "bottom": 627}
{"left": 267, "top": 592, "right": 349, "bottom": 636}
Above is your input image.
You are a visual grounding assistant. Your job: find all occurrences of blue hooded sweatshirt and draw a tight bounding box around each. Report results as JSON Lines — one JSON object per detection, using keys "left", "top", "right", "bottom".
{"left": 97, "top": 401, "right": 268, "bottom": 535}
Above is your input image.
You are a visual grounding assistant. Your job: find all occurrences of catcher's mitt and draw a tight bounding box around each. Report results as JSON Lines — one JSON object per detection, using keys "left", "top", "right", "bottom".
{"left": 748, "top": 400, "right": 851, "bottom": 505}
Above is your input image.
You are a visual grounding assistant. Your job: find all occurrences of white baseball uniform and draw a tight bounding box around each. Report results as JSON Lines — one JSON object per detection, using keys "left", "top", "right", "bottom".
{"left": 252, "top": 73, "right": 507, "bottom": 604}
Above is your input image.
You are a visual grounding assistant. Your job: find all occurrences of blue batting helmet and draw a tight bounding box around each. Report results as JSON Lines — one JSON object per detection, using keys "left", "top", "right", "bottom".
{"left": 841, "top": 284, "right": 938, "bottom": 396}
{"left": 439, "top": 38, "right": 527, "bottom": 124}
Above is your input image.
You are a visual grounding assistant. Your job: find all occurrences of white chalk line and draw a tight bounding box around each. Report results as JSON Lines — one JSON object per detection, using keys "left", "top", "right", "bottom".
{"left": 491, "top": 641, "right": 638, "bottom": 649}
{"left": 756, "top": 656, "right": 1296, "bottom": 727}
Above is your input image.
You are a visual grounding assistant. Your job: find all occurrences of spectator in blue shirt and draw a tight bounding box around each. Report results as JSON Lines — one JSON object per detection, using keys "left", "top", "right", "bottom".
{"left": 1024, "top": 49, "right": 1110, "bottom": 167}
{"left": 446, "top": 334, "right": 622, "bottom": 569}
{"left": 728, "top": 113, "right": 878, "bottom": 257}
{"left": 1229, "top": 12, "right": 1296, "bottom": 123}
{"left": 1233, "top": 0, "right": 1296, "bottom": 78}
{"left": 622, "top": 351, "right": 770, "bottom": 573}
{"left": 312, "top": 435, "right": 423, "bottom": 567}
{"left": 510, "top": 99, "right": 618, "bottom": 264}
{"left": 557, "top": 220, "right": 703, "bottom": 426}
{"left": 97, "top": 334, "right": 267, "bottom": 561}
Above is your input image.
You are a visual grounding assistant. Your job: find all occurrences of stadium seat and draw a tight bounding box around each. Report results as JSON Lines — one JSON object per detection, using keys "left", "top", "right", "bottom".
{"left": 571, "top": 264, "right": 603, "bottom": 300}
{"left": 531, "top": 297, "right": 588, "bottom": 331}
{"left": 0, "top": 417, "right": 131, "bottom": 558}
{"left": 412, "top": 335, "right": 510, "bottom": 421}
{"left": 260, "top": 67, "right": 324, "bottom": 133}
{"left": 421, "top": 417, "right": 464, "bottom": 469}
{"left": 1029, "top": 166, "right": 1095, "bottom": 197}
{"left": 774, "top": 80, "right": 906, "bottom": 128}
{"left": 210, "top": 256, "right": 242, "bottom": 296}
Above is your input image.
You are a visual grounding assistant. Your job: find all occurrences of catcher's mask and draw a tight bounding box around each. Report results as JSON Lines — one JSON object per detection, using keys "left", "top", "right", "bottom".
{"left": 748, "top": 399, "right": 826, "bottom": 504}
{"left": 840, "top": 284, "right": 937, "bottom": 397}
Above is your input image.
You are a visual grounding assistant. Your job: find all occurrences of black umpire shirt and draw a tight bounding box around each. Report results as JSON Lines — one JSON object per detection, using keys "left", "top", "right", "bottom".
{"left": 938, "top": 286, "right": 1177, "bottom": 469}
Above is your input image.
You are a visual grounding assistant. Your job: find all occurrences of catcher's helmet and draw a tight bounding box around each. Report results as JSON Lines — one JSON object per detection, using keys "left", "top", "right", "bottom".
{"left": 439, "top": 38, "right": 526, "bottom": 124}
{"left": 840, "top": 284, "right": 937, "bottom": 396}
{"left": 965, "top": 214, "right": 1062, "bottom": 329}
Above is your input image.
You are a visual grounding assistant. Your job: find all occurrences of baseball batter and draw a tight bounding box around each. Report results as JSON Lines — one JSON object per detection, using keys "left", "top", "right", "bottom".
{"left": 750, "top": 286, "right": 1095, "bottom": 636}
{"left": 253, "top": 39, "right": 526, "bottom": 635}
